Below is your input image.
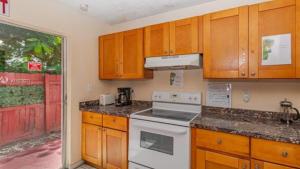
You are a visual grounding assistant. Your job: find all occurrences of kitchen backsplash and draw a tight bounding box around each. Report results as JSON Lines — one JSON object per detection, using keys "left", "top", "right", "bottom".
{"left": 104, "top": 69, "right": 300, "bottom": 112}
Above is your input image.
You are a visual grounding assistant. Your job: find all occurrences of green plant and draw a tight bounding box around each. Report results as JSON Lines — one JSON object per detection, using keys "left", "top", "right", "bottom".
{"left": 0, "top": 23, "right": 62, "bottom": 74}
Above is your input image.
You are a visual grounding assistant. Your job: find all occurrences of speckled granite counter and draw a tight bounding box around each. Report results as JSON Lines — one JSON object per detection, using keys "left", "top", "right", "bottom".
{"left": 79, "top": 100, "right": 152, "bottom": 117}
{"left": 191, "top": 106, "right": 300, "bottom": 144}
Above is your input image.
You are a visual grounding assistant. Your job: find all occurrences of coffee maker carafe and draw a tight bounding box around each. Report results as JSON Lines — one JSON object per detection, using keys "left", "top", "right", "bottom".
{"left": 280, "top": 99, "right": 300, "bottom": 126}
{"left": 116, "top": 87, "right": 132, "bottom": 107}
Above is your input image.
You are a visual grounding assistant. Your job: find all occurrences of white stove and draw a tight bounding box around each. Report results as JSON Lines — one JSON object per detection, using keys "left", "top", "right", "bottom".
{"left": 129, "top": 91, "right": 201, "bottom": 169}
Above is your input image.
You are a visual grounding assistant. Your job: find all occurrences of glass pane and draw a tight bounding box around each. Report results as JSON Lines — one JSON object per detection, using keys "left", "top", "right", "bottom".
{"left": 140, "top": 131, "right": 174, "bottom": 155}
{"left": 0, "top": 23, "right": 63, "bottom": 169}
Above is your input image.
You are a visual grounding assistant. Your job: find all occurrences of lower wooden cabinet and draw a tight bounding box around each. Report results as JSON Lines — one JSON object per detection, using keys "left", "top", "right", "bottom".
{"left": 251, "top": 160, "right": 296, "bottom": 169}
{"left": 82, "top": 112, "right": 128, "bottom": 169}
{"left": 82, "top": 123, "right": 102, "bottom": 167}
{"left": 102, "top": 128, "right": 128, "bottom": 169}
{"left": 196, "top": 149, "right": 250, "bottom": 169}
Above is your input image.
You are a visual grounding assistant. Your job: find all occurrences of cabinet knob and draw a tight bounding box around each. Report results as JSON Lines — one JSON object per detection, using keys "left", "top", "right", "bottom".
{"left": 164, "top": 51, "right": 168, "bottom": 54}
{"left": 170, "top": 50, "right": 174, "bottom": 54}
{"left": 216, "top": 138, "right": 222, "bottom": 145}
{"left": 242, "top": 163, "right": 247, "bottom": 169}
{"left": 241, "top": 72, "right": 246, "bottom": 76}
{"left": 112, "top": 118, "right": 116, "bottom": 123}
{"left": 255, "top": 164, "right": 260, "bottom": 169}
{"left": 90, "top": 115, "right": 94, "bottom": 119}
{"left": 282, "top": 151, "right": 288, "bottom": 158}
{"left": 251, "top": 72, "right": 256, "bottom": 76}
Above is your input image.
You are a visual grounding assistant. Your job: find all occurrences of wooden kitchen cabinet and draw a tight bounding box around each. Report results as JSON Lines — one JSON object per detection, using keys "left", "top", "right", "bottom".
{"left": 145, "top": 17, "right": 201, "bottom": 57}
{"left": 170, "top": 16, "right": 199, "bottom": 55}
{"left": 251, "top": 160, "right": 296, "bottom": 169}
{"left": 249, "top": 0, "right": 299, "bottom": 78}
{"left": 82, "top": 123, "right": 102, "bottom": 167}
{"left": 82, "top": 112, "right": 128, "bottom": 169}
{"left": 203, "top": 6, "right": 249, "bottom": 78}
{"left": 102, "top": 128, "right": 128, "bottom": 169}
{"left": 99, "top": 28, "right": 152, "bottom": 80}
{"left": 99, "top": 34, "right": 119, "bottom": 79}
{"left": 196, "top": 149, "right": 250, "bottom": 169}
{"left": 144, "top": 23, "right": 170, "bottom": 57}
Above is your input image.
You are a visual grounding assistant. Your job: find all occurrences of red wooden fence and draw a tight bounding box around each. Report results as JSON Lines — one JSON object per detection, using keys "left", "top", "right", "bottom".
{"left": 0, "top": 72, "right": 61, "bottom": 146}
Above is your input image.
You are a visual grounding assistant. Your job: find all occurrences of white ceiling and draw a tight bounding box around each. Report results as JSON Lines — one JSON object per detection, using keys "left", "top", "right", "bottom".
{"left": 57, "top": 0, "right": 215, "bottom": 25}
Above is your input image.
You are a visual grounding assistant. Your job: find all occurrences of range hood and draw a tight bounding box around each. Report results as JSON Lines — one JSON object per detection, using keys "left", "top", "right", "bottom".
{"left": 144, "top": 54, "right": 202, "bottom": 70}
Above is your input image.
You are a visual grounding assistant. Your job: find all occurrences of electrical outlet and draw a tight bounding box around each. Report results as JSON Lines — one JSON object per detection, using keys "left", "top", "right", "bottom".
{"left": 242, "top": 89, "right": 251, "bottom": 103}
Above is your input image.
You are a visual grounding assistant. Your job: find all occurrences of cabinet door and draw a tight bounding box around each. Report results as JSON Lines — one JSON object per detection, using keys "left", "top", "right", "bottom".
{"left": 99, "top": 34, "right": 120, "bottom": 79}
{"left": 196, "top": 149, "right": 250, "bottom": 169}
{"left": 145, "top": 23, "right": 170, "bottom": 57}
{"left": 102, "top": 128, "right": 127, "bottom": 169}
{"left": 82, "top": 123, "right": 102, "bottom": 167}
{"left": 252, "top": 160, "right": 296, "bottom": 169}
{"left": 120, "top": 28, "right": 144, "bottom": 79}
{"left": 170, "top": 17, "right": 199, "bottom": 55}
{"left": 203, "top": 7, "right": 249, "bottom": 78}
{"left": 249, "top": 0, "right": 298, "bottom": 78}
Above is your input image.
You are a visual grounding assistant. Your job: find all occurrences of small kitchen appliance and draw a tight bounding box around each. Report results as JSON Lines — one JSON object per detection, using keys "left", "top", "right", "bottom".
{"left": 116, "top": 87, "right": 132, "bottom": 107}
{"left": 99, "top": 94, "right": 114, "bottom": 106}
{"left": 280, "top": 99, "right": 299, "bottom": 126}
{"left": 129, "top": 91, "right": 201, "bottom": 169}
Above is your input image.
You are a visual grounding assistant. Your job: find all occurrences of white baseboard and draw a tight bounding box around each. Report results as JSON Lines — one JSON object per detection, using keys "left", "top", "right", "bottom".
{"left": 68, "top": 160, "right": 84, "bottom": 169}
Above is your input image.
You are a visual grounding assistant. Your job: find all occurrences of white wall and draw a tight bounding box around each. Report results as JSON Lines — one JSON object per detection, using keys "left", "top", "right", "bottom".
{"left": 0, "top": 0, "right": 112, "bottom": 167}
{"left": 105, "top": 0, "right": 300, "bottom": 113}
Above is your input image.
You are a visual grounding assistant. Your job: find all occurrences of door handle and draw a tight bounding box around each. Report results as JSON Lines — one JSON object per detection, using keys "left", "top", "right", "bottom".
{"left": 132, "top": 123, "right": 187, "bottom": 135}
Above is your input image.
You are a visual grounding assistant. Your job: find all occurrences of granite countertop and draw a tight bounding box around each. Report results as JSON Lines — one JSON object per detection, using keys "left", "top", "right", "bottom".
{"left": 79, "top": 100, "right": 152, "bottom": 117}
{"left": 191, "top": 106, "right": 300, "bottom": 145}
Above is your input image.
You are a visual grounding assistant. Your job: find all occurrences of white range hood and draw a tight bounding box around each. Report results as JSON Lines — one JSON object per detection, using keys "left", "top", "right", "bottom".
{"left": 144, "top": 54, "right": 202, "bottom": 70}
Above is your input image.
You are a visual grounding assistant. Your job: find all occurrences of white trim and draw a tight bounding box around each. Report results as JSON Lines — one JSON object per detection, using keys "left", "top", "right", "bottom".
{"left": 0, "top": 19, "right": 69, "bottom": 169}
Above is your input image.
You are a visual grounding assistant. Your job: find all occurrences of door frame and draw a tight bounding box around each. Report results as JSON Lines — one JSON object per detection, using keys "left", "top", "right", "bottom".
{"left": 0, "top": 19, "right": 69, "bottom": 169}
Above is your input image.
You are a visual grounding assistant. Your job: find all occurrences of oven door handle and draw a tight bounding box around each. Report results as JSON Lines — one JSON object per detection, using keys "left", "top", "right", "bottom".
{"left": 132, "top": 123, "right": 188, "bottom": 135}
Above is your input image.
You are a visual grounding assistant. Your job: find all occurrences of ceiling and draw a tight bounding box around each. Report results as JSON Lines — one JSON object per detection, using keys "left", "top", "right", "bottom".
{"left": 57, "top": 0, "right": 215, "bottom": 25}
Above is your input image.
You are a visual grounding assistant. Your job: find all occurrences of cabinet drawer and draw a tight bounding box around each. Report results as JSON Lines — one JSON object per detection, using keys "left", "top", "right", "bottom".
{"left": 195, "top": 129, "right": 250, "bottom": 157}
{"left": 251, "top": 138, "right": 300, "bottom": 168}
{"left": 103, "top": 115, "right": 128, "bottom": 132}
{"left": 82, "top": 112, "right": 102, "bottom": 126}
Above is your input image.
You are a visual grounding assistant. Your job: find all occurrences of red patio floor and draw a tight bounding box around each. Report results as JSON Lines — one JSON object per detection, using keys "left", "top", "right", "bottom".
{"left": 0, "top": 138, "right": 61, "bottom": 169}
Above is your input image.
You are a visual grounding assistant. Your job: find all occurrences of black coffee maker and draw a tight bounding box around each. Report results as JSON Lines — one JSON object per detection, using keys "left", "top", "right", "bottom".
{"left": 116, "top": 87, "right": 132, "bottom": 107}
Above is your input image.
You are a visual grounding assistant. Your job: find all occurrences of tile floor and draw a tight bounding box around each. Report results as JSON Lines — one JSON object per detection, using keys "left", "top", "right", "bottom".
{"left": 76, "top": 164, "right": 96, "bottom": 169}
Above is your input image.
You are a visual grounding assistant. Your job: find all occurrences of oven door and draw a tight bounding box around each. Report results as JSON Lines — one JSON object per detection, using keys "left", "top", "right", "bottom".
{"left": 129, "top": 118, "right": 190, "bottom": 169}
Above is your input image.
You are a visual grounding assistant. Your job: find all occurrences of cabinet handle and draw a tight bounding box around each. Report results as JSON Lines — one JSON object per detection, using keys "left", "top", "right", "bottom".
{"left": 170, "top": 50, "right": 174, "bottom": 54}
{"left": 241, "top": 72, "right": 246, "bottom": 76}
{"left": 282, "top": 151, "right": 288, "bottom": 158}
{"left": 112, "top": 118, "right": 116, "bottom": 123}
{"left": 216, "top": 138, "right": 222, "bottom": 145}
{"left": 251, "top": 72, "right": 256, "bottom": 76}
{"left": 254, "top": 164, "right": 260, "bottom": 169}
{"left": 164, "top": 51, "right": 168, "bottom": 54}
{"left": 90, "top": 115, "right": 94, "bottom": 119}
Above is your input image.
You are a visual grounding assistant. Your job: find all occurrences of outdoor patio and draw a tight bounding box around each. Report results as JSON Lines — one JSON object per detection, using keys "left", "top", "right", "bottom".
{"left": 0, "top": 131, "right": 61, "bottom": 169}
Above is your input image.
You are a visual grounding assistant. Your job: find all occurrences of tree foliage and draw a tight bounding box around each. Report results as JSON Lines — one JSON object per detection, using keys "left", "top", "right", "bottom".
{"left": 0, "top": 23, "right": 62, "bottom": 74}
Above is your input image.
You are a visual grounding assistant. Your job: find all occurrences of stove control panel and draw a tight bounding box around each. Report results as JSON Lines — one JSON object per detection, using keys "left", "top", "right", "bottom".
{"left": 152, "top": 91, "right": 201, "bottom": 105}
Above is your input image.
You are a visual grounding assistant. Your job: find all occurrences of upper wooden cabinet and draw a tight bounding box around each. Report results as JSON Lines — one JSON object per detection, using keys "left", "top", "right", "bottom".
{"left": 99, "top": 34, "right": 119, "bottom": 79}
{"left": 204, "top": 0, "right": 300, "bottom": 79}
{"left": 249, "top": 0, "right": 299, "bottom": 78}
{"left": 203, "top": 7, "right": 249, "bottom": 79}
{"left": 145, "top": 23, "right": 170, "bottom": 57}
{"left": 170, "top": 17, "right": 199, "bottom": 55}
{"left": 99, "top": 28, "right": 153, "bottom": 80}
{"left": 145, "top": 16, "right": 202, "bottom": 57}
